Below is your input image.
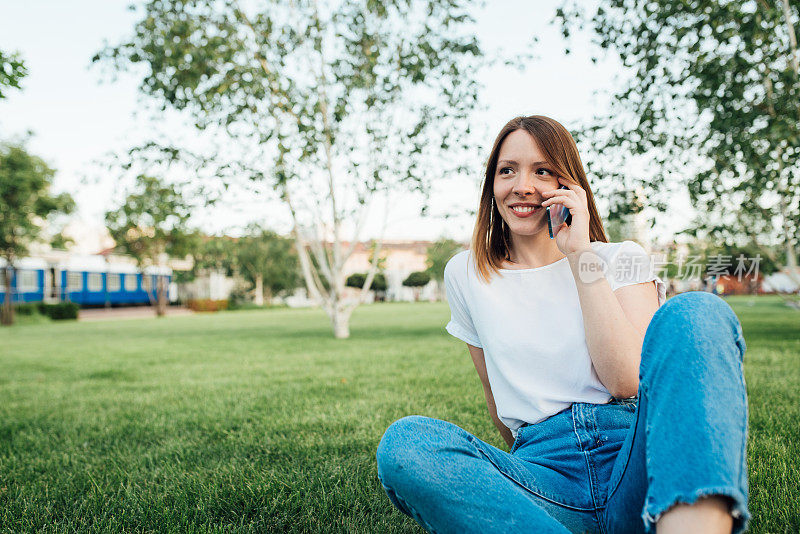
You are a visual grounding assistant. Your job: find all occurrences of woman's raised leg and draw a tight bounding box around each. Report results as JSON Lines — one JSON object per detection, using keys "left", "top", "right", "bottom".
{"left": 376, "top": 415, "right": 589, "bottom": 533}
{"left": 601, "top": 291, "right": 750, "bottom": 534}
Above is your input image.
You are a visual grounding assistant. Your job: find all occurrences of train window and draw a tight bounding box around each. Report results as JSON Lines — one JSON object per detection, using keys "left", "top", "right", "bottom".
{"left": 87, "top": 273, "right": 103, "bottom": 292}
{"left": 19, "top": 270, "right": 39, "bottom": 291}
{"left": 67, "top": 272, "right": 83, "bottom": 291}
{"left": 124, "top": 274, "right": 137, "bottom": 291}
{"left": 142, "top": 275, "right": 152, "bottom": 291}
{"left": 108, "top": 273, "right": 121, "bottom": 292}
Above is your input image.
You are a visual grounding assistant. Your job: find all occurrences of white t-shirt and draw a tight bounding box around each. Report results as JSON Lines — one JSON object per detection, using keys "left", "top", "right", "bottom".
{"left": 443, "top": 240, "right": 667, "bottom": 439}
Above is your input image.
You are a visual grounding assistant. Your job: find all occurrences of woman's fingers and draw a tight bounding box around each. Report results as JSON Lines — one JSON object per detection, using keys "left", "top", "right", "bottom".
{"left": 541, "top": 190, "right": 579, "bottom": 209}
{"left": 557, "top": 175, "right": 587, "bottom": 199}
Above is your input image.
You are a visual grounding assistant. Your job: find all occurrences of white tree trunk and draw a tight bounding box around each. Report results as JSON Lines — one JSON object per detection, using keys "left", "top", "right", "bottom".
{"left": 254, "top": 274, "right": 264, "bottom": 306}
{"left": 330, "top": 302, "right": 352, "bottom": 339}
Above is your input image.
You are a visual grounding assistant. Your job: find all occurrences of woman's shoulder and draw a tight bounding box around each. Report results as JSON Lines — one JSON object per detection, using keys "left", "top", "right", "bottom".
{"left": 590, "top": 239, "right": 650, "bottom": 261}
{"left": 444, "top": 249, "right": 472, "bottom": 280}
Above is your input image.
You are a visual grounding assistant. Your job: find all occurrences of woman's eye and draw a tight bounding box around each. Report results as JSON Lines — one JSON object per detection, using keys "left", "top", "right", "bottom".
{"left": 536, "top": 168, "right": 553, "bottom": 176}
{"left": 499, "top": 167, "right": 512, "bottom": 175}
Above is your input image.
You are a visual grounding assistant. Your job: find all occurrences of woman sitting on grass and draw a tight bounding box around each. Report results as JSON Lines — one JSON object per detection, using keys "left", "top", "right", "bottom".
{"left": 376, "top": 115, "right": 750, "bottom": 534}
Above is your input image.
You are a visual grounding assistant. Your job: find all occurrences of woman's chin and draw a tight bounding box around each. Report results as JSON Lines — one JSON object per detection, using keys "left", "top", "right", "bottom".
{"left": 508, "top": 224, "right": 547, "bottom": 237}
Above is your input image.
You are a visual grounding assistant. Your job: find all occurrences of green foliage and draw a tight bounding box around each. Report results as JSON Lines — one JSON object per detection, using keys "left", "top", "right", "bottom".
{"left": 0, "top": 49, "right": 27, "bottom": 99}
{"left": 171, "top": 269, "right": 195, "bottom": 285}
{"left": 227, "top": 285, "right": 257, "bottom": 310}
{"left": 235, "top": 225, "right": 301, "bottom": 298}
{"left": 13, "top": 302, "right": 40, "bottom": 316}
{"left": 402, "top": 271, "right": 431, "bottom": 288}
{"left": 188, "top": 234, "right": 238, "bottom": 280}
{"left": 345, "top": 272, "right": 387, "bottom": 291}
{"left": 105, "top": 175, "right": 195, "bottom": 267}
{"left": 555, "top": 0, "right": 800, "bottom": 267}
{"left": 37, "top": 302, "right": 79, "bottom": 321}
{"left": 367, "top": 241, "right": 388, "bottom": 272}
{"left": 94, "top": 1, "right": 487, "bottom": 199}
{"left": 49, "top": 231, "right": 74, "bottom": 251}
{"left": 0, "top": 142, "right": 75, "bottom": 325}
{"left": 0, "top": 142, "right": 75, "bottom": 261}
{"left": 425, "top": 238, "right": 464, "bottom": 282}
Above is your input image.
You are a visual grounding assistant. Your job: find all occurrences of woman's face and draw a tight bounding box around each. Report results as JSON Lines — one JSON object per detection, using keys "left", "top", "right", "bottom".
{"left": 492, "top": 129, "right": 561, "bottom": 238}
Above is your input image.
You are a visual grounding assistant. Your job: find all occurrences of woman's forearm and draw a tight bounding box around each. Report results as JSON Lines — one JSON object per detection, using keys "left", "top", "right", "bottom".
{"left": 566, "top": 247, "right": 643, "bottom": 398}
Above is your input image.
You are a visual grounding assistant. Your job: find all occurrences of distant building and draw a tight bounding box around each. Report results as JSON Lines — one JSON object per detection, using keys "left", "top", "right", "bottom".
{"left": 178, "top": 269, "right": 237, "bottom": 302}
{"left": 341, "top": 239, "right": 454, "bottom": 303}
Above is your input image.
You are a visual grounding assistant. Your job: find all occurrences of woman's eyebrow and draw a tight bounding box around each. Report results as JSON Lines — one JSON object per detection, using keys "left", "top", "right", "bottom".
{"left": 498, "top": 159, "right": 549, "bottom": 166}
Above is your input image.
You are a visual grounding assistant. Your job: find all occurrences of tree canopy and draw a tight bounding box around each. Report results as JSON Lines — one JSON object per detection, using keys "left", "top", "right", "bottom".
{"left": 235, "top": 225, "right": 301, "bottom": 305}
{"left": 105, "top": 174, "right": 196, "bottom": 316}
{"left": 0, "top": 142, "right": 74, "bottom": 325}
{"left": 555, "top": 0, "right": 800, "bottom": 284}
{"left": 425, "top": 237, "right": 464, "bottom": 282}
{"left": 0, "top": 49, "right": 27, "bottom": 99}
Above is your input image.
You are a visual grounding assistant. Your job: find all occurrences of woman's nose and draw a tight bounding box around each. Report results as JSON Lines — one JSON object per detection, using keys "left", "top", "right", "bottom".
{"left": 512, "top": 173, "right": 538, "bottom": 196}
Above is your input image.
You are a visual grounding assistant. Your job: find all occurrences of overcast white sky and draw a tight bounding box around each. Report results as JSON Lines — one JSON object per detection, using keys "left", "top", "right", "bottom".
{"left": 0, "top": 0, "right": 692, "bottom": 246}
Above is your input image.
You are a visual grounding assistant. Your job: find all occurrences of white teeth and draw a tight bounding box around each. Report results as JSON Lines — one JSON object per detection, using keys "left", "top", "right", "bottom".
{"left": 511, "top": 206, "right": 538, "bottom": 213}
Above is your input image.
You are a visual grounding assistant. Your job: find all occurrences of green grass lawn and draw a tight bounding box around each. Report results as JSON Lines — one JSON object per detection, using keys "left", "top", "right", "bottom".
{"left": 1, "top": 296, "right": 798, "bottom": 532}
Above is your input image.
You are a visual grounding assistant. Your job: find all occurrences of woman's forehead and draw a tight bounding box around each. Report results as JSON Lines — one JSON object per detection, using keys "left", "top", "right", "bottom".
{"left": 498, "top": 130, "right": 544, "bottom": 161}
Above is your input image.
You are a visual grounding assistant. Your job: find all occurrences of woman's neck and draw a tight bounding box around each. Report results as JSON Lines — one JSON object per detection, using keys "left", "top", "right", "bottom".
{"left": 505, "top": 232, "right": 567, "bottom": 269}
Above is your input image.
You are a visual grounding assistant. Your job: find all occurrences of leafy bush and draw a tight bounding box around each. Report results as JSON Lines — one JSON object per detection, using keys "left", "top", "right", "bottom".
{"left": 402, "top": 271, "right": 431, "bottom": 287}
{"left": 186, "top": 299, "right": 228, "bottom": 312}
{"left": 345, "top": 272, "right": 387, "bottom": 291}
{"left": 38, "top": 302, "right": 79, "bottom": 320}
{"left": 227, "top": 286, "right": 251, "bottom": 310}
{"left": 227, "top": 301, "right": 260, "bottom": 311}
{"left": 14, "top": 303, "right": 41, "bottom": 316}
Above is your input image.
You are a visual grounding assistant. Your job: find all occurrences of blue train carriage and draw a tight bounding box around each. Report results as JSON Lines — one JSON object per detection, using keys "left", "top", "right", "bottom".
{"left": 57, "top": 256, "right": 175, "bottom": 306}
{"left": 1, "top": 255, "right": 176, "bottom": 307}
{"left": 0, "top": 257, "right": 47, "bottom": 304}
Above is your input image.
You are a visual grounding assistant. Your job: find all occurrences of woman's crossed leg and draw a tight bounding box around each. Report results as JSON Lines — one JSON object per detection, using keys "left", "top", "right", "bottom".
{"left": 376, "top": 415, "right": 596, "bottom": 533}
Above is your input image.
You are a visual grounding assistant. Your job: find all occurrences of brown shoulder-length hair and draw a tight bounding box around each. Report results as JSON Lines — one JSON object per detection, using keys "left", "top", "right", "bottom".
{"left": 470, "top": 115, "right": 608, "bottom": 284}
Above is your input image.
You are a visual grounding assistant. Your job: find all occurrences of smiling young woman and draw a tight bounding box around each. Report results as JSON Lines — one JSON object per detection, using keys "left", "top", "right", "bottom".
{"left": 376, "top": 115, "right": 750, "bottom": 534}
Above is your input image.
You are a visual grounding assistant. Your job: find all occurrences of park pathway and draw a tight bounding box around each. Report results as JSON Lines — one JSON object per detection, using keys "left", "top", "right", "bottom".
{"left": 79, "top": 306, "right": 194, "bottom": 322}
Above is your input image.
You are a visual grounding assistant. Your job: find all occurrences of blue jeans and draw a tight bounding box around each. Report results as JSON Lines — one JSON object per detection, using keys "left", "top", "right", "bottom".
{"left": 376, "top": 291, "right": 750, "bottom": 533}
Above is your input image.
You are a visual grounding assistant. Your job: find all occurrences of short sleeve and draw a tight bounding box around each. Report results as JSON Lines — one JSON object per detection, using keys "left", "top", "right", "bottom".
{"left": 607, "top": 240, "right": 667, "bottom": 307}
{"left": 443, "top": 254, "right": 483, "bottom": 348}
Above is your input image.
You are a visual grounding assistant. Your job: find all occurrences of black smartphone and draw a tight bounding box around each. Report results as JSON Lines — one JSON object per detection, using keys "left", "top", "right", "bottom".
{"left": 546, "top": 185, "right": 572, "bottom": 239}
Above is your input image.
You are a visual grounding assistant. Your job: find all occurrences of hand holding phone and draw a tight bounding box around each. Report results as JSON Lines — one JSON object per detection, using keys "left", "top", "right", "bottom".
{"left": 546, "top": 185, "right": 572, "bottom": 239}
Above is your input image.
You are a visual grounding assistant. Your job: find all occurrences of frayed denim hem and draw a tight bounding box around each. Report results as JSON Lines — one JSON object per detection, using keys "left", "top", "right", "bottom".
{"left": 641, "top": 486, "right": 750, "bottom": 534}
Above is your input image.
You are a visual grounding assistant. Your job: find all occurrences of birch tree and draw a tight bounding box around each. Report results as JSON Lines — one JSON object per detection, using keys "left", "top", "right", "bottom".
{"left": 94, "top": 0, "right": 498, "bottom": 337}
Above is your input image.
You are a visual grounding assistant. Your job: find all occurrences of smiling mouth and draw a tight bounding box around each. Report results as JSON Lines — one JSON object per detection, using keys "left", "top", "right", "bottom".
{"left": 510, "top": 206, "right": 542, "bottom": 216}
